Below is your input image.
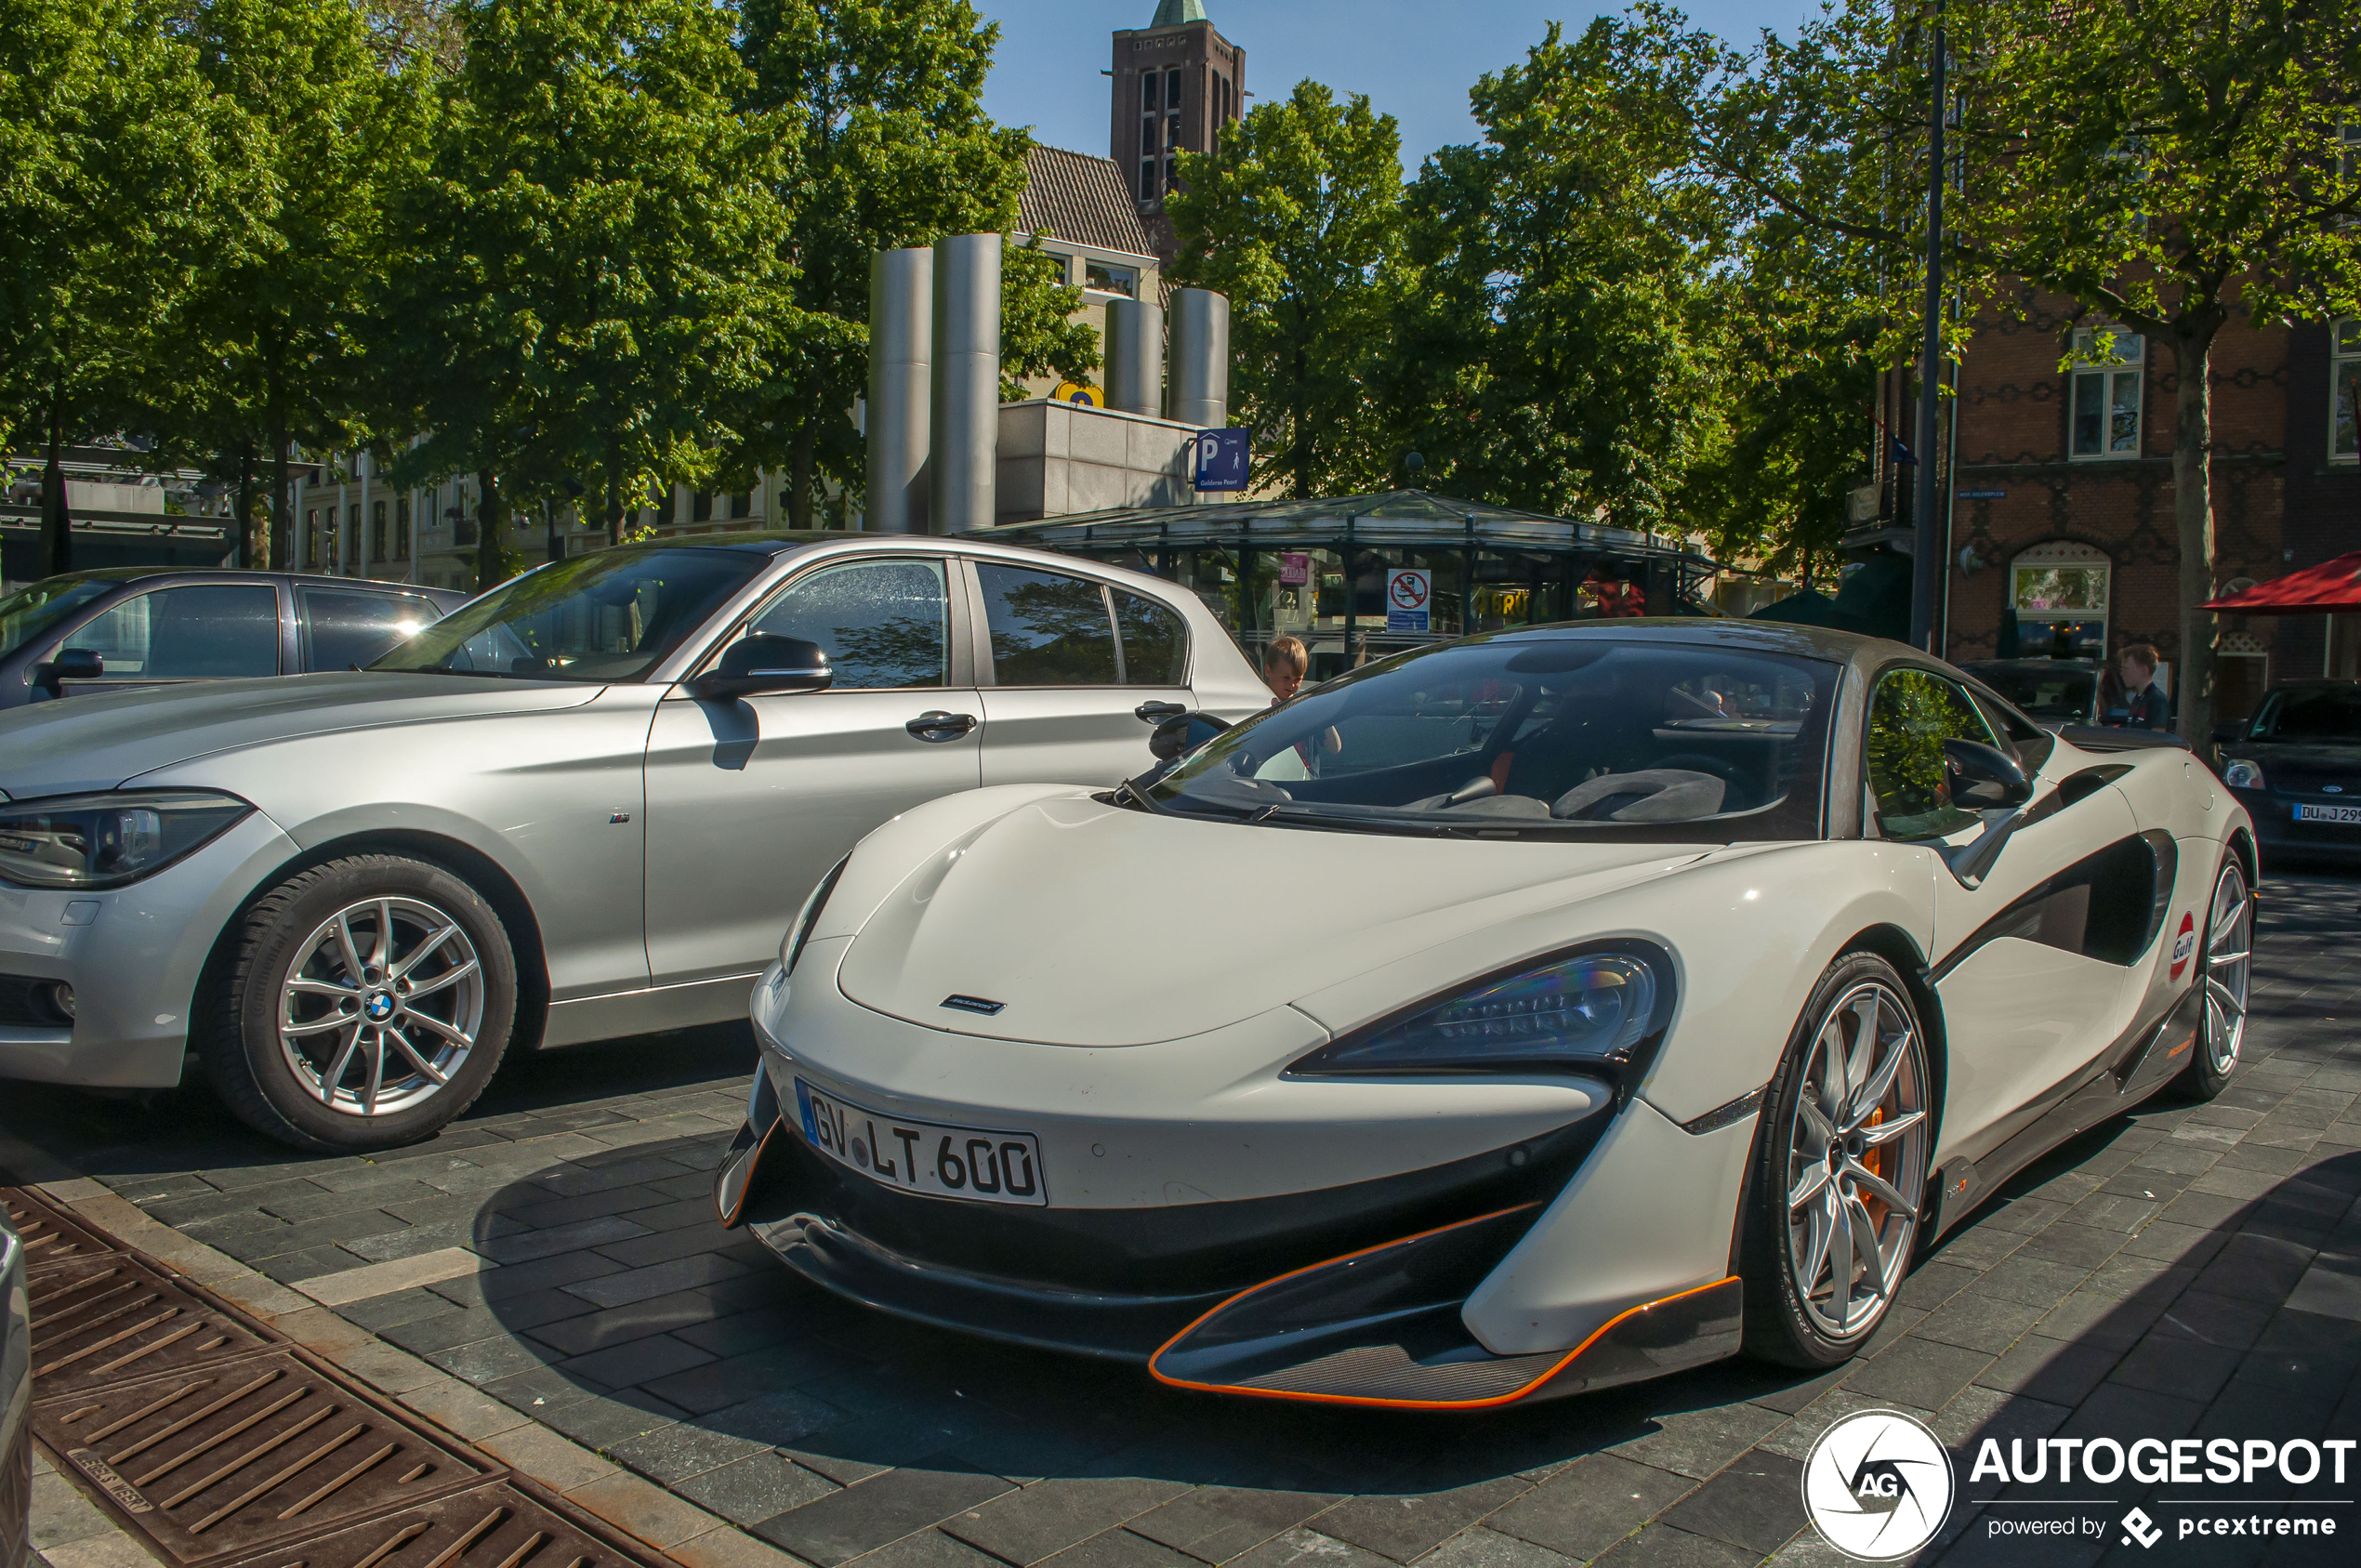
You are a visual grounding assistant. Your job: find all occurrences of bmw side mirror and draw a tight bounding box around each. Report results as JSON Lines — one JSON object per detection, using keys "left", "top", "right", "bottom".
{"left": 1149, "top": 710, "right": 1232, "bottom": 763}
{"left": 1942, "top": 738, "right": 2032, "bottom": 810}
{"left": 31, "top": 647, "right": 102, "bottom": 698}
{"left": 692, "top": 635, "right": 832, "bottom": 702}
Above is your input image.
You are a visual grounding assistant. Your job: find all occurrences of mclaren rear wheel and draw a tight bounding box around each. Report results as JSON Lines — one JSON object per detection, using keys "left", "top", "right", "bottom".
{"left": 1741, "top": 952, "right": 1933, "bottom": 1368}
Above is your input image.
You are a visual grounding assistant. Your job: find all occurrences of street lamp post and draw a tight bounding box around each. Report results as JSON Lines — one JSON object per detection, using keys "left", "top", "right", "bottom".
{"left": 1909, "top": 9, "right": 1948, "bottom": 655}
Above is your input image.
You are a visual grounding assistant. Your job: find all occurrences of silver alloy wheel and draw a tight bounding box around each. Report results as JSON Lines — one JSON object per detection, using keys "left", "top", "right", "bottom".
{"left": 2203, "top": 862, "right": 2253, "bottom": 1075}
{"left": 276, "top": 896, "right": 484, "bottom": 1117}
{"left": 1786, "top": 979, "right": 1931, "bottom": 1340}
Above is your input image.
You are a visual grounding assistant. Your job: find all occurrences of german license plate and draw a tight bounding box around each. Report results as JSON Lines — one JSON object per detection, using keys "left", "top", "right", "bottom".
{"left": 2294, "top": 802, "right": 2361, "bottom": 823}
{"left": 794, "top": 1078, "right": 1047, "bottom": 1206}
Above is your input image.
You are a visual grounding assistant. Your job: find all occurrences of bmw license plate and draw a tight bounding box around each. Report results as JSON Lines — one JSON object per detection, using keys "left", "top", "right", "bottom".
{"left": 794, "top": 1078, "right": 1047, "bottom": 1206}
{"left": 2294, "top": 802, "right": 2361, "bottom": 823}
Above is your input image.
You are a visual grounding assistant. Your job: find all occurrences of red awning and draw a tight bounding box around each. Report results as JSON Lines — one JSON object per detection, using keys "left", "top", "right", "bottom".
{"left": 2200, "top": 551, "right": 2361, "bottom": 614}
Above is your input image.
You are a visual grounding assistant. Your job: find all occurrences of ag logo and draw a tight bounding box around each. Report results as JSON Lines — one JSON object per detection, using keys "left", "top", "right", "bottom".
{"left": 2169, "top": 912, "right": 2196, "bottom": 981}
{"left": 1801, "top": 1409, "right": 1955, "bottom": 1561}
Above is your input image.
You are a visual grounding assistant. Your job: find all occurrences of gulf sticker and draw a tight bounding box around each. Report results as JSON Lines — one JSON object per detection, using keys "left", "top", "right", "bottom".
{"left": 2169, "top": 912, "right": 2196, "bottom": 981}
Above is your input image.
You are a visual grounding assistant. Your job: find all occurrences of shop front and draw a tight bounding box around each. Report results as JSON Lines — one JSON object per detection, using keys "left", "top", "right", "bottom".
{"left": 964, "top": 490, "right": 1721, "bottom": 679}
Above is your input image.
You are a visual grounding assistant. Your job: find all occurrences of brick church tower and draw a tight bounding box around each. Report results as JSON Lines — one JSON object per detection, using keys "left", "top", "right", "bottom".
{"left": 1110, "top": 0, "right": 1244, "bottom": 255}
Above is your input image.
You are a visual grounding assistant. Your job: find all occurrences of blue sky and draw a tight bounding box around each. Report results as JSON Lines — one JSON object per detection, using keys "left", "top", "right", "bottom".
{"left": 975, "top": 2, "right": 1824, "bottom": 173}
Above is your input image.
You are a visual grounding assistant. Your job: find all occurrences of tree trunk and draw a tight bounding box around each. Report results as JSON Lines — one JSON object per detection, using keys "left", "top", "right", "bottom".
{"left": 1289, "top": 337, "right": 1312, "bottom": 500}
{"left": 546, "top": 498, "right": 562, "bottom": 564}
{"left": 789, "top": 418, "right": 815, "bottom": 530}
{"left": 269, "top": 409, "right": 290, "bottom": 573}
{"left": 475, "top": 468, "right": 504, "bottom": 593}
{"left": 40, "top": 398, "right": 72, "bottom": 577}
{"left": 234, "top": 441, "right": 257, "bottom": 568}
{"left": 2171, "top": 330, "right": 2218, "bottom": 746}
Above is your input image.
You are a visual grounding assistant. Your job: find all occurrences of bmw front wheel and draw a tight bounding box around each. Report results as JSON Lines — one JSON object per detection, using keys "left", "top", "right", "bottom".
{"left": 1742, "top": 953, "right": 1932, "bottom": 1367}
{"left": 205, "top": 854, "right": 517, "bottom": 1152}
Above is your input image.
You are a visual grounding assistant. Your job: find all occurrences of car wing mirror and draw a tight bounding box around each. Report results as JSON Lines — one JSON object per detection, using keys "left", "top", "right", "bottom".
{"left": 691, "top": 635, "right": 832, "bottom": 702}
{"left": 1149, "top": 710, "right": 1233, "bottom": 762}
{"left": 31, "top": 647, "right": 102, "bottom": 698}
{"left": 1937, "top": 738, "right": 2035, "bottom": 889}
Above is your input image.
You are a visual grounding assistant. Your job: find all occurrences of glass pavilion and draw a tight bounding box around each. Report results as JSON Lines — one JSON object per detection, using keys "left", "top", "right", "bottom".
{"left": 964, "top": 490, "right": 1724, "bottom": 680}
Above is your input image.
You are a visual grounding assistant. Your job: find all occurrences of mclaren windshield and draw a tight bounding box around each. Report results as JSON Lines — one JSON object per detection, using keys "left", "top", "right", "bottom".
{"left": 373, "top": 548, "right": 764, "bottom": 681}
{"left": 1149, "top": 635, "right": 1837, "bottom": 840}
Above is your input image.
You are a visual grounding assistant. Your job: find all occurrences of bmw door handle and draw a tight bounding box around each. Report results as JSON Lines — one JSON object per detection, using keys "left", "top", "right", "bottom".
{"left": 1134, "top": 701, "right": 1187, "bottom": 723}
{"left": 907, "top": 711, "right": 977, "bottom": 742}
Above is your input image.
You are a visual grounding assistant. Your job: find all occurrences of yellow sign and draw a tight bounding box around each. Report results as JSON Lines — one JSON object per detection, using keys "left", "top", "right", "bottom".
{"left": 1052, "top": 381, "right": 1104, "bottom": 408}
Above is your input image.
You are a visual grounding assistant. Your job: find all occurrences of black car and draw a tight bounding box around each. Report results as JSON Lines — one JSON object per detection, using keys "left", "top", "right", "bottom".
{"left": 0, "top": 569, "right": 468, "bottom": 708}
{"left": 2218, "top": 680, "right": 2361, "bottom": 863}
{"left": 1959, "top": 657, "right": 2102, "bottom": 729}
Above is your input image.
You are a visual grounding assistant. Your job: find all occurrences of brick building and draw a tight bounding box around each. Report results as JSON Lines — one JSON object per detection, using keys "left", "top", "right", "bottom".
{"left": 1110, "top": 0, "right": 1245, "bottom": 256}
{"left": 1866, "top": 288, "right": 2361, "bottom": 720}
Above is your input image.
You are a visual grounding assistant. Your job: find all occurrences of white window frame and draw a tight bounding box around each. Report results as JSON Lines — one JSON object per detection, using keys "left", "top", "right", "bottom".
{"left": 2333, "top": 319, "right": 2361, "bottom": 461}
{"left": 2068, "top": 324, "right": 2144, "bottom": 460}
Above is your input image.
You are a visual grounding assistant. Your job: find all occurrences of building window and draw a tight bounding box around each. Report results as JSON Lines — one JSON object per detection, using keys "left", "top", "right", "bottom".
{"left": 2341, "top": 122, "right": 2361, "bottom": 179}
{"left": 1140, "top": 158, "right": 1158, "bottom": 200}
{"left": 2008, "top": 541, "right": 2110, "bottom": 661}
{"left": 1167, "top": 67, "right": 1182, "bottom": 111}
{"left": 729, "top": 491, "right": 750, "bottom": 520}
{"left": 2333, "top": 320, "right": 2361, "bottom": 460}
{"left": 1085, "top": 260, "right": 1137, "bottom": 297}
{"left": 692, "top": 491, "right": 713, "bottom": 522}
{"left": 394, "top": 497, "right": 411, "bottom": 558}
{"left": 2069, "top": 325, "right": 2143, "bottom": 458}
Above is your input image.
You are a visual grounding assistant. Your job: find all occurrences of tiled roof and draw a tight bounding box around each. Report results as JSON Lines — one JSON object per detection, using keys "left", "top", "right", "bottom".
{"left": 1018, "top": 146, "right": 1156, "bottom": 260}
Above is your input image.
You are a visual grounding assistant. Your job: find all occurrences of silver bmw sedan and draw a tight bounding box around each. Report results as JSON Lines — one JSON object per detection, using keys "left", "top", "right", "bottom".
{"left": 0, "top": 534, "right": 1268, "bottom": 1152}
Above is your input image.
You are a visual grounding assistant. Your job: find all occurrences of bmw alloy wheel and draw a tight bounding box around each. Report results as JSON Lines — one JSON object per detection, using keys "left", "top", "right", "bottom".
{"left": 1785, "top": 979, "right": 1930, "bottom": 1340}
{"left": 2202, "top": 861, "right": 2252, "bottom": 1076}
{"left": 276, "top": 896, "right": 484, "bottom": 1116}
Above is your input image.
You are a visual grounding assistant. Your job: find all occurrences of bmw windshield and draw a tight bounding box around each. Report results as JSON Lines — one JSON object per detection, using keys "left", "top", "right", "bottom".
{"left": 1149, "top": 636, "right": 1837, "bottom": 840}
{"left": 372, "top": 548, "right": 763, "bottom": 681}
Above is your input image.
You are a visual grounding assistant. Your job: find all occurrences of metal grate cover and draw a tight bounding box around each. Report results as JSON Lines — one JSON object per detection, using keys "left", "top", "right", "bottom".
{"left": 35, "top": 1348, "right": 496, "bottom": 1564}
{"left": 211, "top": 1482, "right": 667, "bottom": 1568}
{"left": 28, "top": 1256, "right": 278, "bottom": 1399}
{"left": 3, "top": 1188, "right": 121, "bottom": 1272}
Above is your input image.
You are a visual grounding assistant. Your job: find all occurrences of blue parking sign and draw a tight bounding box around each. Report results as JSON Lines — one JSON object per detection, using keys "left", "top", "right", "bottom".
{"left": 1194, "top": 429, "right": 1250, "bottom": 492}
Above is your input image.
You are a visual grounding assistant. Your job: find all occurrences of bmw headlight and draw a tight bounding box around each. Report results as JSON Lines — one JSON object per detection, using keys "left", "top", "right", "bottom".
{"left": 780, "top": 855, "right": 851, "bottom": 975}
{"left": 0, "top": 791, "right": 252, "bottom": 890}
{"left": 2223, "top": 758, "right": 2266, "bottom": 790}
{"left": 1291, "top": 943, "right": 1670, "bottom": 1077}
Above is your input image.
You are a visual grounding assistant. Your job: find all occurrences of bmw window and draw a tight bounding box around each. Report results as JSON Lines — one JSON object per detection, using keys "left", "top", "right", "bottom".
{"left": 376, "top": 549, "right": 763, "bottom": 680}
{"left": 977, "top": 564, "right": 1120, "bottom": 685}
{"left": 749, "top": 560, "right": 950, "bottom": 688}
{"left": 68, "top": 585, "right": 280, "bottom": 679}
{"left": 1147, "top": 637, "right": 1835, "bottom": 840}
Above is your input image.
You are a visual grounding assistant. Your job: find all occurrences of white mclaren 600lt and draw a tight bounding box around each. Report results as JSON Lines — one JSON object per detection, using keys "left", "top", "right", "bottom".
{"left": 714, "top": 623, "right": 2254, "bottom": 1410}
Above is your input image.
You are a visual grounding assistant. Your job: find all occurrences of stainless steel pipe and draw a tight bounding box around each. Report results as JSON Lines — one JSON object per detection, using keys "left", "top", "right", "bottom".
{"left": 1104, "top": 297, "right": 1165, "bottom": 417}
{"left": 930, "top": 232, "right": 1001, "bottom": 534}
{"left": 866, "top": 246, "right": 932, "bottom": 534}
{"left": 1167, "top": 288, "right": 1230, "bottom": 429}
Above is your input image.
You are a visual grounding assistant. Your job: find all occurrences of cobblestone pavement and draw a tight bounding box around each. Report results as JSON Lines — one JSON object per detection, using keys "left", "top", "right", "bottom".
{"left": 9, "top": 873, "right": 2361, "bottom": 1568}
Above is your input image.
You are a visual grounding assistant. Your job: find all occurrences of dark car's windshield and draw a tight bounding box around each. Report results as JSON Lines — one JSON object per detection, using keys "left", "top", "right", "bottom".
{"left": 1149, "top": 636, "right": 1837, "bottom": 840}
{"left": 373, "top": 549, "right": 764, "bottom": 680}
{"left": 2251, "top": 686, "right": 2361, "bottom": 744}
{"left": 0, "top": 578, "right": 113, "bottom": 661}
{"left": 1964, "top": 661, "right": 2094, "bottom": 722}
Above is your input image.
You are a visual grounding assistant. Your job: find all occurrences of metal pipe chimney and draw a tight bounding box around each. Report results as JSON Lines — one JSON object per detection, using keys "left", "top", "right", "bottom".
{"left": 930, "top": 232, "right": 1001, "bottom": 534}
{"left": 1167, "top": 288, "right": 1230, "bottom": 429}
{"left": 1103, "top": 296, "right": 1164, "bottom": 417}
{"left": 866, "top": 247, "right": 931, "bottom": 534}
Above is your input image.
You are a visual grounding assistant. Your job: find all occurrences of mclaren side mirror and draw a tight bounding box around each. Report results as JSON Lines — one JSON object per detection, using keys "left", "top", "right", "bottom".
{"left": 691, "top": 635, "right": 833, "bottom": 702}
{"left": 31, "top": 647, "right": 102, "bottom": 698}
{"left": 1149, "top": 710, "right": 1233, "bottom": 763}
{"left": 1943, "top": 738, "right": 2033, "bottom": 810}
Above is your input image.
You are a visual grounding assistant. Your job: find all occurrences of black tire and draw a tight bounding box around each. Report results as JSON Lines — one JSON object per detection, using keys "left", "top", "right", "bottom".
{"left": 204, "top": 854, "right": 517, "bottom": 1153}
{"left": 2170, "top": 853, "right": 2252, "bottom": 1103}
{"left": 1741, "top": 952, "right": 1935, "bottom": 1368}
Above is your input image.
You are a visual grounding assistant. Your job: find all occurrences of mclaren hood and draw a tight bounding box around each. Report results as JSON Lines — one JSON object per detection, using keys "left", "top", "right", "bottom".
{"left": 0, "top": 673, "right": 603, "bottom": 797}
{"left": 833, "top": 790, "right": 1707, "bottom": 1048}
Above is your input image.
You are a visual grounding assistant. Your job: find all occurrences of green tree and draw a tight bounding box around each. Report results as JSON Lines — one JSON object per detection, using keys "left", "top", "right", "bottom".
{"left": 1168, "top": 80, "right": 1405, "bottom": 499}
{"left": 734, "top": 0, "right": 1091, "bottom": 528}
{"left": 1386, "top": 13, "right": 1731, "bottom": 531}
{"left": 375, "top": 0, "right": 793, "bottom": 589}
{"left": 1709, "top": 0, "right": 2361, "bottom": 741}
{"left": 0, "top": 0, "right": 237, "bottom": 575}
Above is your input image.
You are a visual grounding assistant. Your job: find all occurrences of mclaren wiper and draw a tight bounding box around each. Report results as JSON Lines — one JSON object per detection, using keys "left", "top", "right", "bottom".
{"left": 1249, "top": 804, "right": 1480, "bottom": 838}
{"left": 1111, "top": 777, "right": 1165, "bottom": 815}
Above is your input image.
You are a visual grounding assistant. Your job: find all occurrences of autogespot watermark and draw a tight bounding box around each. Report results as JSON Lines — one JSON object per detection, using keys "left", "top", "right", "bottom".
{"left": 1801, "top": 1412, "right": 2355, "bottom": 1560}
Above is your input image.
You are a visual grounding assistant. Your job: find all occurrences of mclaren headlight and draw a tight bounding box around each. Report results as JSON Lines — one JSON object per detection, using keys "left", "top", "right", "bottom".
{"left": 1290, "top": 943, "right": 1671, "bottom": 1078}
{"left": 0, "top": 791, "right": 252, "bottom": 890}
{"left": 780, "top": 855, "right": 851, "bottom": 975}
{"left": 2223, "top": 758, "right": 2266, "bottom": 791}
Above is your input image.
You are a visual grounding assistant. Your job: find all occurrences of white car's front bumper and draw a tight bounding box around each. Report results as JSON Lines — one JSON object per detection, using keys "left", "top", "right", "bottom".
{"left": 0, "top": 810, "right": 300, "bottom": 1087}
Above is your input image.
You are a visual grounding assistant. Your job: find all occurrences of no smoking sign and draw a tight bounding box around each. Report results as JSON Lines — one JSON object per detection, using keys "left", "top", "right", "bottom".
{"left": 1386, "top": 569, "right": 1431, "bottom": 632}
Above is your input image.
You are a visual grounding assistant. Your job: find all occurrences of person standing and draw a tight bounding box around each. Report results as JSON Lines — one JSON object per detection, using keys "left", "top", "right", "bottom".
{"left": 2118, "top": 644, "right": 2170, "bottom": 731}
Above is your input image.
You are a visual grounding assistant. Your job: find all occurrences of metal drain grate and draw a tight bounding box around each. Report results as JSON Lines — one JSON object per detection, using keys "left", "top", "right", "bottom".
{"left": 212, "top": 1482, "right": 663, "bottom": 1568}
{"left": 28, "top": 1255, "right": 278, "bottom": 1399}
{"left": 36, "top": 1348, "right": 498, "bottom": 1564}
{"left": 4, "top": 1187, "right": 121, "bottom": 1272}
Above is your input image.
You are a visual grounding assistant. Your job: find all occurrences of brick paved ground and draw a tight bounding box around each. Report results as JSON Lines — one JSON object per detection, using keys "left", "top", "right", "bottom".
{"left": 8, "top": 873, "right": 2361, "bottom": 1568}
